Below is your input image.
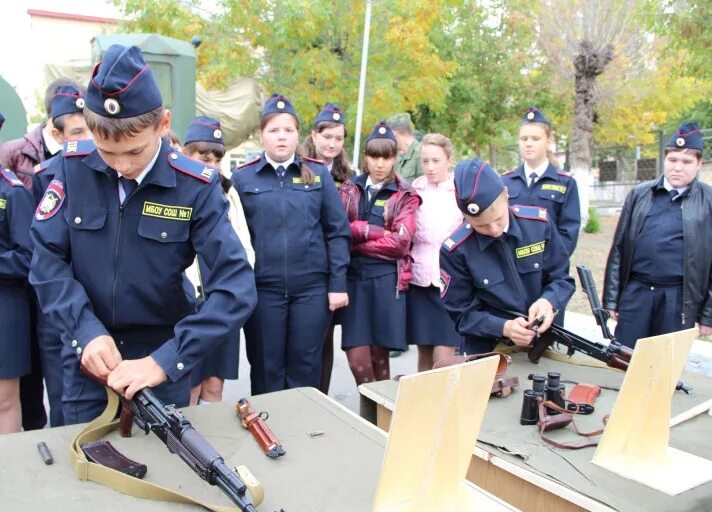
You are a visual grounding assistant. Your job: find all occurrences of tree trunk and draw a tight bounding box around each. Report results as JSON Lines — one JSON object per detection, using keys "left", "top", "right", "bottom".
{"left": 570, "top": 41, "right": 613, "bottom": 221}
{"left": 488, "top": 143, "right": 497, "bottom": 170}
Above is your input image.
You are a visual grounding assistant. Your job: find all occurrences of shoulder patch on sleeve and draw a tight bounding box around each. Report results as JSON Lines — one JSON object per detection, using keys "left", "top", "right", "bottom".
{"left": 168, "top": 152, "right": 216, "bottom": 184}
{"left": 1, "top": 168, "right": 24, "bottom": 187}
{"left": 237, "top": 156, "right": 262, "bottom": 170}
{"left": 64, "top": 139, "right": 95, "bottom": 157}
{"left": 442, "top": 221, "right": 475, "bottom": 252}
{"left": 512, "top": 204, "right": 548, "bottom": 222}
{"left": 35, "top": 179, "right": 65, "bottom": 220}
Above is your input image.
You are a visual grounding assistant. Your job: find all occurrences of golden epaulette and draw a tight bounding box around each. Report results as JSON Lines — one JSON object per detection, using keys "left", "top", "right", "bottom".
{"left": 1, "top": 168, "right": 24, "bottom": 187}
{"left": 511, "top": 204, "right": 548, "bottom": 222}
{"left": 237, "top": 156, "right": 262, "bottom": 170}
{"left": 442, "top": 221, "right": 475, "bottom": 252}
{"left": 167, "top": 151, "right": 216, "bottom": 184}
{"left": 64, "top": 139, "right": 95, "bottom": 157}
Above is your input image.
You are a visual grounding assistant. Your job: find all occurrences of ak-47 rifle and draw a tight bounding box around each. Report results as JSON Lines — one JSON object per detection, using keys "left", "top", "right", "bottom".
{"left": 576, "top": 265, "right": 691, "bottom": 393}
{"left": 493, "top": 305, "right": 633, "bottom": 371}
{"left": 82, "top": 366, "right": 260, "bottom": 511}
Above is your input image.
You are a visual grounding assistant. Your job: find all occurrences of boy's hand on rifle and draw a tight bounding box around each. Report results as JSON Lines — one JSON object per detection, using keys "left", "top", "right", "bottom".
{"left": 503, "top": 317, "right": 536, "bottom": 346}
{"left": 107, "top": 356, "right": 167, "bottom": 400}
{"left": 529, "top": 298, "right": 554, "bottom": 333}
{"left": 608, "top": 309, "right": 619, "bottom": 321}
{"left": 81, "top": 335, "right": 122, "bottom": 380}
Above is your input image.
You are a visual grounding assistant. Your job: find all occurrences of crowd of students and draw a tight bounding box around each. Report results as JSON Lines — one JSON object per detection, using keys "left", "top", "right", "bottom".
{"left": 5, "top": 43, "right": 711, "bottom": 460}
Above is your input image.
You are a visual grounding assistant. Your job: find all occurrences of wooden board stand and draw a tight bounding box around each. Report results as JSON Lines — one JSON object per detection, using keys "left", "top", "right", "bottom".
{"left": 372, "top": 355, "right": 516, "bottom": 511}
{"left": 592, "top": 328, "right": 712, "bottom": 495}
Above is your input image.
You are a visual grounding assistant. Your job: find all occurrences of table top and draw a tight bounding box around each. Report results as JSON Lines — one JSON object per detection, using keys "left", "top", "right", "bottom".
{"left": 0, "top": 387, "right": 391, "bottom": 512}
{"left": 359, "top": 352, "right": 712, "bottom": 512}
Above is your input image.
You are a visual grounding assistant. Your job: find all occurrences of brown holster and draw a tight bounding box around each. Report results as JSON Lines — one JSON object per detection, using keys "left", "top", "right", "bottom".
{"left": 433, "top": 352, "right": 519, "bottom": 398}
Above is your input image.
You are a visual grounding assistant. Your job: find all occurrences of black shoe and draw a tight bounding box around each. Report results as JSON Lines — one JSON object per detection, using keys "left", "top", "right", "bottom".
{"left": 390, "top": 346, "right": 410, "bottom": 358}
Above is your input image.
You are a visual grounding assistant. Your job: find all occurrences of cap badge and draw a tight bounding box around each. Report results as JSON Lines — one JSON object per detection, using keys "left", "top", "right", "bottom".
{"left": 676, "top": 137, "right": 685, "bottom": 147}
{"left": 378, "top": 127, "right": 386, "bottom": 135}
{"left": 104, "top": 98, "right": 121, "bottom": 116}
{"left": 277, "top": 100, "right": 285, "bottom": 109}
{"left": 526, "top": 111, "right": 535, "bottom": 121}
{"left": 333, "top": 112, "right": 341, "bottom": 121}
{"left": 75, "top": 98, "right": 85, "bottom": 109}
{"left": 213, "top": 129, "right": 222, "bottom": 139}
{"left": 467, "top": 203, "right": 480, "bottom": 215}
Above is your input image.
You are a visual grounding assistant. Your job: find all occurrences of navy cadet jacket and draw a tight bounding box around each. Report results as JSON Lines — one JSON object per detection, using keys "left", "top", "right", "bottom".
{"left": 0, "top": 168, "right": 34, "bottom": 285}
{"left": 29, "top": 139, "right": 257, "bottom": 382}
{"left": 502, "top": 163, "right": 581, "bottom": 255}
{"left": 32, "top": 154, "right": 60, "bottom": 206}
{"left": 232, "top": 153, "right": 350, "bottom": 294}
{"left": 439, "top": 206, "right": 575, "bottom": 341}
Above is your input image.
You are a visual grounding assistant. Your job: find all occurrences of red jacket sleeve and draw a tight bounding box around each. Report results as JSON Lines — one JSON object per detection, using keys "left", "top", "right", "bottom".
{"left": 353, "top": 192, "right": 420, "bottom": 260}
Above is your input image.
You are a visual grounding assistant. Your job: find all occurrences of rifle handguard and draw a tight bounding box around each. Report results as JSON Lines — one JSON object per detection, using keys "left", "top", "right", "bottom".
{"left": 433, "top": 352, "right": 519, "bottom": 398}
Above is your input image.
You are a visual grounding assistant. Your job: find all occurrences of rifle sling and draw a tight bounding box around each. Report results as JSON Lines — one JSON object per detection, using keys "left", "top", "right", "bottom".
{"left": 69, "top": 386, "right": 264, "bottom": 511}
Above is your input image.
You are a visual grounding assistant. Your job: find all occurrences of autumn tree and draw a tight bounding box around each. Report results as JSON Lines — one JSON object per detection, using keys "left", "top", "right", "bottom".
{"left": 644, "top": 0, "right": 712, "bottom": 130}
{"left": 419, "top": 0, "right": 564, "bottom": 167}
{"left": 116, "top": 0, "right": 456, "bottom": 143}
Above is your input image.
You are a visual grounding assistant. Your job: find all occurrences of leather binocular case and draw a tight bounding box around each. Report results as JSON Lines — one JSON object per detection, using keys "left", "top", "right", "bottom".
{"left": 433, "top": 352, "right": 519, "bottom": 398}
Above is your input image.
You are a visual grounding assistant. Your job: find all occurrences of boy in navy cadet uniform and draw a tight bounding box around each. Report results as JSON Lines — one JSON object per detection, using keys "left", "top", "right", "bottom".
{"left": 232, "top": 94, "right": 350, "bottom": 395}
{"left": 29, "top": 45, "right": 257, "bottom": 424}
{"left": 502, "top": 107, "right": 581, "bottom": 256}
{"left": 440, "top": 159, "right": 575, "bottom": 354}
{"left": 0, "top": 167, "right": 34, "bottom": 433}
{"left": 32, "top": 84, "right": 91, "bottom": 205}
{"left": 30, "top": 84, "right": 92, "bottom": 427}
{"left": 604, "top": 122, "right": 712, "bottom": 348}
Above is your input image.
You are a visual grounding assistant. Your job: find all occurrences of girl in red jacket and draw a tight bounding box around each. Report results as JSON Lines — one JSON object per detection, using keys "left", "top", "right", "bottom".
{"left": 339, "top": 121, "right": 421, "bottom": 384}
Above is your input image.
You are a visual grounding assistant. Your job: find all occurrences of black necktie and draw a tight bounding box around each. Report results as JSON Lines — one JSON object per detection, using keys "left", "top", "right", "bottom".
{"left": 669, "top": 189, "right": 679, "bottom": 201}
{"left": 528, "top": 172, "right": 538, "bottom": 189}
{"left": 119, "top": 176, "right": 138, "bottom": 199}
{"left": 276, "top": 165, "right": 286, "bottom": 179}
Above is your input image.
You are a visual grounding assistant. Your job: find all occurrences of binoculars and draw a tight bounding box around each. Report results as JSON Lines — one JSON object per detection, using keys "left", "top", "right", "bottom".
{"left": 520, "top": 372, "right": 565, "bottom": 425}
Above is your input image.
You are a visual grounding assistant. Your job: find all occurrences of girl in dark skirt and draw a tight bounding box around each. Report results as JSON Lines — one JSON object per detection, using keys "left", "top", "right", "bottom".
{"left": 339, "top": 122, "right": 421, "bottom": 385}
{"left": 408, "top": 134, "right": 463, "bottom": 371}
{"left": 301, "top": 103, "right": 355, "bottom": 394}
{"left": 0, "top": 168, "right": 34, "bottom": 433}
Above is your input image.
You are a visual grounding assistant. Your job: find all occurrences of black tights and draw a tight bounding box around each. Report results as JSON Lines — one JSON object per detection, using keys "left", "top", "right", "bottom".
{"left": 346, "top": 345, "right": 391, "bottom": 385}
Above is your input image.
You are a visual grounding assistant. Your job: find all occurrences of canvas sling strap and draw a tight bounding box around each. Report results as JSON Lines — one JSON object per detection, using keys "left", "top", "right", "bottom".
{"left": 69, "top": 386, "right": 264, "bottom": 511}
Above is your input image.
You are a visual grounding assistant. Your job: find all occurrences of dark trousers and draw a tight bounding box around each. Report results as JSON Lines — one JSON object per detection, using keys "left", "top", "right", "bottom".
{"left": 614, "top": 280, "right": 684, "bottom": 349}
{"left": 244, "top": 289, "right": 330, "bottom": 395}
{"left": 36, "top": 312, "right": 65, "bottom": 427}
{"left": 20, "top": 302, "right": 47, "bottom": 430}
{"left": 61, "top": 339, "right": 191, "bottom": 426}
{"left": 460, "top": 336, "right": 498, "bottom": 355}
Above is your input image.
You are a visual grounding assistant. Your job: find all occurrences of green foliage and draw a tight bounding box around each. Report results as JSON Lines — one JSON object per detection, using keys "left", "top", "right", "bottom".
{"left": 418, "top": 0, "right": 561, "bottom": 161}
{"left": 584, "top": 207, "right": 601, "bottom": 234}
